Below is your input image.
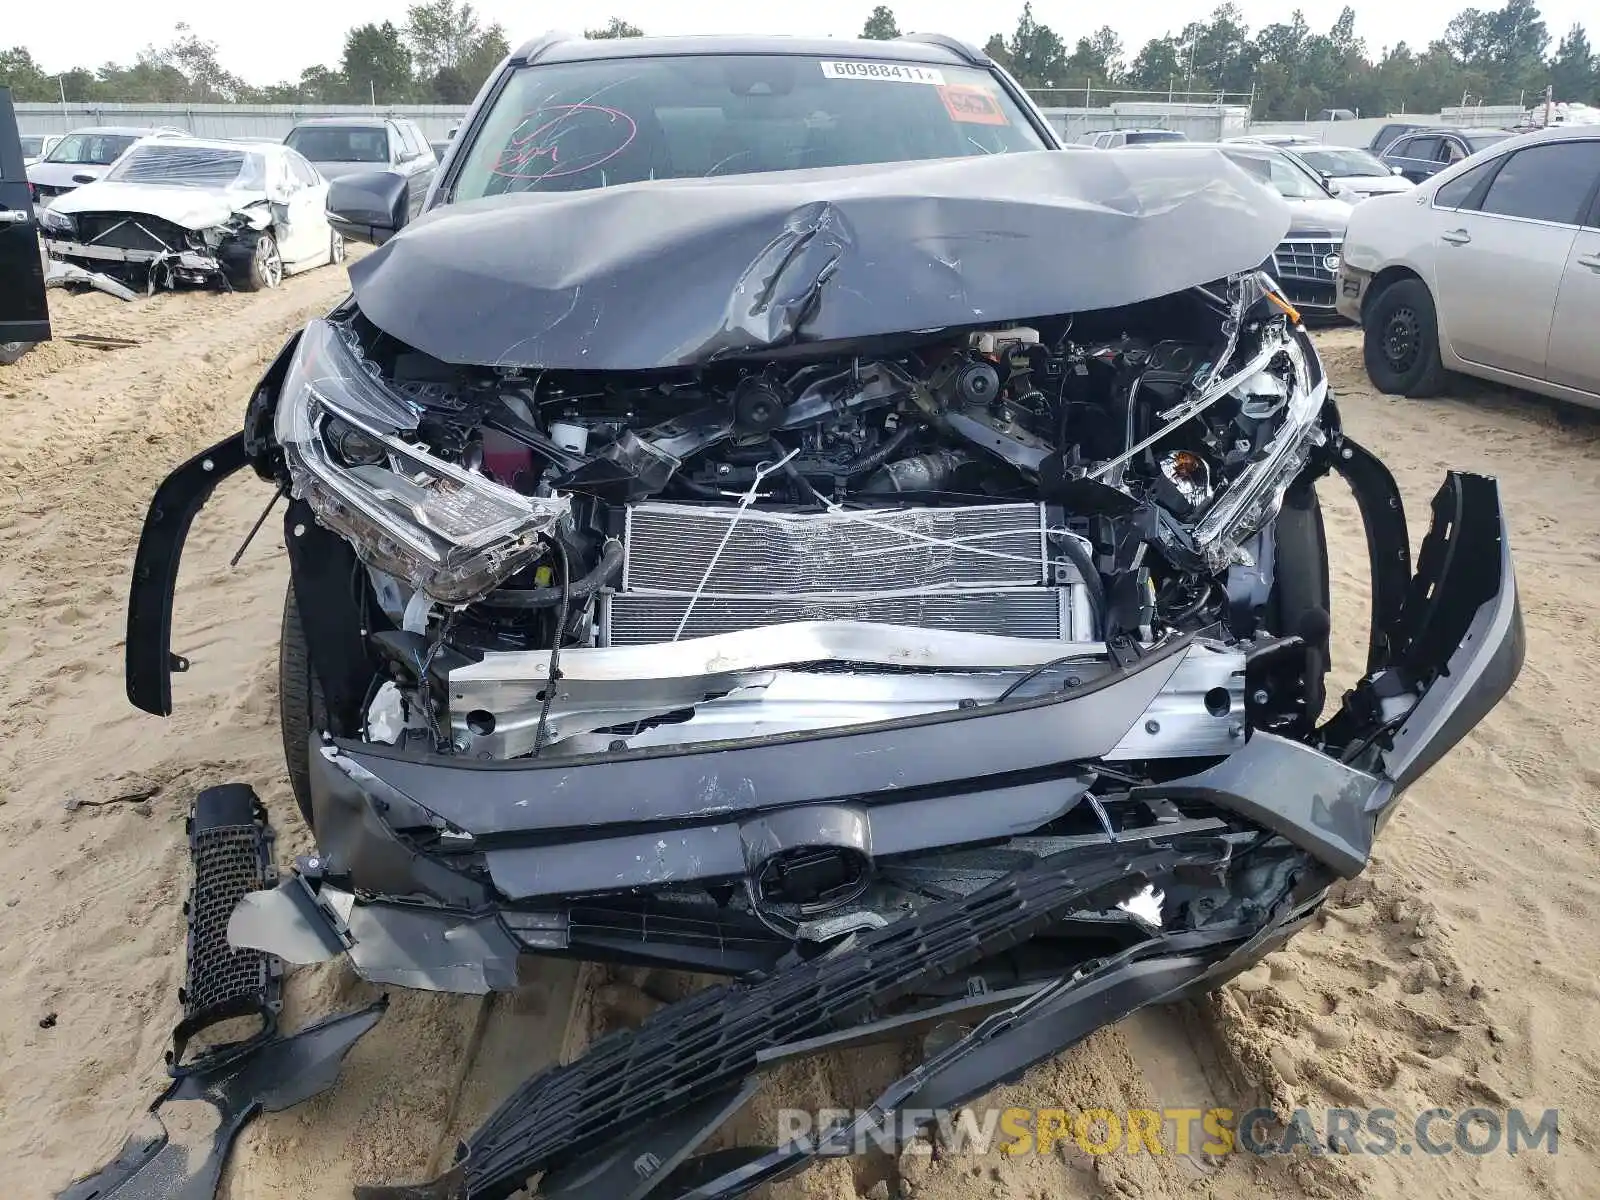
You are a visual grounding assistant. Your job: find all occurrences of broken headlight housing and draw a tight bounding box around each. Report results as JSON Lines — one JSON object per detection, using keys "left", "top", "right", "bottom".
{"left": 38, "top": 206, "right": 75, "bottom": 236}
{"left": 275, "top": 319, "right": 569, "bottom": 604}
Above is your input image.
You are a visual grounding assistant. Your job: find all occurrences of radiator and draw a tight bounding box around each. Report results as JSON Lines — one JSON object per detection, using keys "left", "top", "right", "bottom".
{"left": 605, "top": 501, "right": 1088, "bottom": 645}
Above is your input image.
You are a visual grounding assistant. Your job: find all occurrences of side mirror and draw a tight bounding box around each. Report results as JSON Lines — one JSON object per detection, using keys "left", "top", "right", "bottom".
{"left": 71, "top": 173, "right": 96, "bottom": 184}
{"left": 326, "top": 170, "right": 409, "bottom": 246}
{"left": 1391, "top": 165, "right": 1405, "bottom": 175}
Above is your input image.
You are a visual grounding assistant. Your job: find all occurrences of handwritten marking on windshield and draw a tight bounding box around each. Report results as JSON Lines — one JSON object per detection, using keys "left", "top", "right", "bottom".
{"left": 492, "top": 104, "right": 639, "bottom": 182}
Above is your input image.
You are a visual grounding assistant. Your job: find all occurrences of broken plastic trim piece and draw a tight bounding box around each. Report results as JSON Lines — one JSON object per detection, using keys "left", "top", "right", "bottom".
{"left": 56, "top": 782, "right": 386, "bottom": 1200}
{"left": 171, "top": 783, "right": 282, "bottom": 1071}
{"left": 357, "top": 842, "right": 1230, "bottom": 1200}
{"left": 55, "top": 999, "right": 387, "bottom": 1200}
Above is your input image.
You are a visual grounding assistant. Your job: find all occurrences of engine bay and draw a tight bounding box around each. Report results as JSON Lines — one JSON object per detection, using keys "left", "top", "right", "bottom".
{"left": 271, "top": 271, "right": 1328, "bottom": 761}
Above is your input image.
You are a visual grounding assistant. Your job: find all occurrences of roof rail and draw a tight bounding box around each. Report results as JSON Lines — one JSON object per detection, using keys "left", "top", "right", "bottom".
{"left": 895, "top": 33, "right": 990, "bottom": 67}
{"left": 511, "top": 31, "right": 575, "bottom": 65}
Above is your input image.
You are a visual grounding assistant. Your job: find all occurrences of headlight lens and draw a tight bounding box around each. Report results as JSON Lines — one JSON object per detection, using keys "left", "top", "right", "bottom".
{"left": 1191, "top": 329, "right": 1327, "bottom": 569}
{"left": 275, "top": 318, "right": 569, "bottom": 604}
{"left": 38, "top": 206, "right": 74, "bottom": 235}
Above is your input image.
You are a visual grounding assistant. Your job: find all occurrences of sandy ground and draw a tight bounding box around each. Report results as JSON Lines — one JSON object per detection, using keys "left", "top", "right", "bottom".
{"left": 1, "top": 276, "right": 1596, "bottom": 1200}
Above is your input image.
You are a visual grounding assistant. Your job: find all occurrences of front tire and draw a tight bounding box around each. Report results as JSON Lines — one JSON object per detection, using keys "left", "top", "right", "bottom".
{"left": 1363, "top": 277, "right": 1445, "bottom": 397}
{"left": 330, "top": 228, "right": 346, "bottom": 264}
{"left": 230, "top": 231, "right": 284, "bottom": 292}
{"left": 279, "top": 583, "right": 326, "bottom": 829}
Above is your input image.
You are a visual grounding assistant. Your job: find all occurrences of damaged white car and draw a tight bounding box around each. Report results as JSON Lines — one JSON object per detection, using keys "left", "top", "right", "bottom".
{"left": 38, "top": 138, "right": 345, "bottom": 293}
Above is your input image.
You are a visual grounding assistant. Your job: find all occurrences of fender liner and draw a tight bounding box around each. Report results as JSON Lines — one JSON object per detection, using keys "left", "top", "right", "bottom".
{"left": 125, "top": 434, "right": 249, "bottom": 715}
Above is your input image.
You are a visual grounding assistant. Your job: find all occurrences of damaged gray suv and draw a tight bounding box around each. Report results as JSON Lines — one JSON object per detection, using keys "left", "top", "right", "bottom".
{"left": 125, "top": 33, "right": 1523, "bottom": 1200}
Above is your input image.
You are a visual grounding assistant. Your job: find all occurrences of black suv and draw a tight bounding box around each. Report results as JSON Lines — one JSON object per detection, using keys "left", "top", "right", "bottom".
{"left": 0, "top": 88, "right": 50, "bottom": 365}
{"left": 1380, "top": 126, "right": 1515, "bottom": 182}
{"left": 284, "top": 115, "right": 438, "bottom": 224}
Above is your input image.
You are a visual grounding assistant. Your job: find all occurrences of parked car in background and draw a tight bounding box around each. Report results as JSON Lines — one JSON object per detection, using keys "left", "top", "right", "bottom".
{"left": 1, "top": 89, "right": 51, "bottom": 365}
{"left": 284, "top": 116, "right": 436, "bottom": 224}
{"left": 20, "top": 132, "right": 63, "bottom": 166}
{"left": 26, "top": 125, "right": 186, "bottom": 206}
{"left": 1340, "top": 125, "right": 1600, "bottom": 405}
{"left": 1368, "top": 121, "right": 1432, "bottom": 155}
{"left": 1315, "top": 108, "right": 1357, "bottom": 121}
{"left": 1202, "top": 141, "right": 1355, "bottom": 316}
{"left": 1090, "top": 128, "right": 1187, "bottom": 148}
{"left": 39, "top": 138, "right": 343, "bottom": 292}
{"left": 1290, "top": 144, "right": 1414, "bottom": 200}
{"left": 1380, "top": 127, "right": 1514, "bottom": 183}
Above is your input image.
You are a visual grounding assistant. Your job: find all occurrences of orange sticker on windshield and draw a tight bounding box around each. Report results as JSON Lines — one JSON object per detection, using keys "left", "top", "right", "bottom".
{"left": 938, "top": 85, "right": 1009, "bottom": 125}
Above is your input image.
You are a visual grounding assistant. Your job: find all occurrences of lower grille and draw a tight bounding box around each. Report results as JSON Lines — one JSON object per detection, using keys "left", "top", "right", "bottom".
{"left": 610, "top": 501, "right": 1081, "bottom": 643}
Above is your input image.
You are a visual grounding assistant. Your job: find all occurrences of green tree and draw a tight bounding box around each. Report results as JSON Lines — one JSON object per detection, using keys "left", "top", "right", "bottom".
{"left": 343, "top": 21, "right": 413, "bottom": 103}
{"left": 982, "top": 33, "right": 1013, "bottom": 72}
{"left": 406, "top": 0, "right": 484, "bottom": 77}
{"left": 458, "top": 23, "right": 509, "bottom": 92}
{"left": 1127, "top": 36, "right": 1183, "bottom": 91}
{"left": 0, "top": 47, "right": 56, "bottom": 101}
{"left": 1549, "top": 23, "right": 1597, "bottom": 101}
{"left": 1006, "top": 3, "right": 1066, "bottom": 89}
{"left": 585, "top": 18, "right": 644, "bottom": 39}
{"left": 861, "top": 6, "right": 900, "bottom": 40}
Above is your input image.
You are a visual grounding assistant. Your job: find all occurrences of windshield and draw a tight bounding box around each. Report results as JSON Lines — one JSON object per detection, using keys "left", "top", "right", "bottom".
{"left": 285, "top": 126, "right": 390, "bottom": 163}
{"left": 1223, "top": 148, "right": 1329, "bottom": 199}
{"left": 451, "top": 54, "right": 1047, "bottom": 199}
{"left": 45, "top": 132, "right": 138, "bottom": 166}
{"left": 1296, "top": 146, "right": 1391, "bottom": 177}
{"left": 1124, "top": 130, "right": 1186, "bottom": 144}
{"left": 106, "top": 145, "right": 265, "bottom": 189}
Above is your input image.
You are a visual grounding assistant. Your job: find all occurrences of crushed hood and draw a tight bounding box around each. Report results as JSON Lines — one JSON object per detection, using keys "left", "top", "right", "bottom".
{"left": 46, "top": 180, "right": 269, "bottom": 229}
{"left": 347, "top": 149, "right": 1292, "bottom": 372}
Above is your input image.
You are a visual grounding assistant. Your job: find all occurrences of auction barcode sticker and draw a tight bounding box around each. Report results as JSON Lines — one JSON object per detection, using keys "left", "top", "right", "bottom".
{"left": 820, "top": 60, "right": 945, "bottom": 84}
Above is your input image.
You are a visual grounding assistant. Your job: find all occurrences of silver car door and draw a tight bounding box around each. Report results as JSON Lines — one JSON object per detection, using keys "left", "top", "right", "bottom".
{"left": 1431, "top": 141, "right": 1594, "bottom": 379}
{"left": 1544, "top": 159, "right": 1600, "bottom": 398}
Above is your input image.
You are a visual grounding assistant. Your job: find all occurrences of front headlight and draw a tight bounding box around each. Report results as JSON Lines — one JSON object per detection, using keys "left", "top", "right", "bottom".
{"left": 275, "top": 318, "right": 569, "bottom": 604}
{"left": 38, "top": 206, "right": 75, "bottom": 236}
{"left": 1190, "top": 329, "right": 1328, "bottom": 569}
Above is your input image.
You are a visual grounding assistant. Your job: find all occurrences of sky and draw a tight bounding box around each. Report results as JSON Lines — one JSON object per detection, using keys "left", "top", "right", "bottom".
{"left": 8, "top": 1, "right": 1593, "bottom": 85}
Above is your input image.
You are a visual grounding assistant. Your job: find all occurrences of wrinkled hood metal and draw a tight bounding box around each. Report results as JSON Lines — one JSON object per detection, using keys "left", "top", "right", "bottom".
{"left": 1281, "top": 193, "right": 1354, "bottom": 237}
{"left": 347, "top": 149, "right": 1293, "bottom": 371}
{"left": 47, "top": 179, "right": 270, "bottom": 229}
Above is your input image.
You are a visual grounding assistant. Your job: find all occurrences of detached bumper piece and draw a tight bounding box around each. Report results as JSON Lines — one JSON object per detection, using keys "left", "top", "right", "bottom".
{"left": 358, "top": 842, "right": 1251, "bottom": 1200}
{"left": 57, "top": 785, "right": 386, "bottom": 1200}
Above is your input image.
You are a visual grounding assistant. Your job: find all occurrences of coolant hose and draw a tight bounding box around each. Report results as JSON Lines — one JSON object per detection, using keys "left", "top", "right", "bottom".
{"left": 480, "top": 538, "right": 623, "bottom": 609}
{"left": 841, "top": 423, "right": 919, "bottom": 479}
{"left": 1058, "top": 534, "right": 1107, "bottom": 632}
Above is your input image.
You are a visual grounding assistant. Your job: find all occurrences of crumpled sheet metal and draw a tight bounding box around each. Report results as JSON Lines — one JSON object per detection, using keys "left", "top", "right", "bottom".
{"left": 347, "top": 148, "right": 1291, "bottom": 371}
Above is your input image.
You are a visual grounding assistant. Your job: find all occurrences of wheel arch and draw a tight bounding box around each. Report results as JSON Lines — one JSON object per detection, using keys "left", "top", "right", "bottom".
{"left": 1362, "top": 264, "right": 1428, "bottom": 323}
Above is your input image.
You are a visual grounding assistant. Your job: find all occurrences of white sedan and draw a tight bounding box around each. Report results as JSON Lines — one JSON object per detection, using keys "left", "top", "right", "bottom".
{"left": 1338, "top": 125, "right": 1600, "bottom": 407}
{"left": 38, "top": 137, "right": 343, "bottom": 293}
{"left": 1289, "top": 144, "right": 1415, "bottom": 201}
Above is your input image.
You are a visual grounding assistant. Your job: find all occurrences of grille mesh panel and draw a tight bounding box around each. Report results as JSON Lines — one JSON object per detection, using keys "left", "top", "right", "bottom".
{"left": 1272, "top": 236, "right": 1341, "bottom": 283}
